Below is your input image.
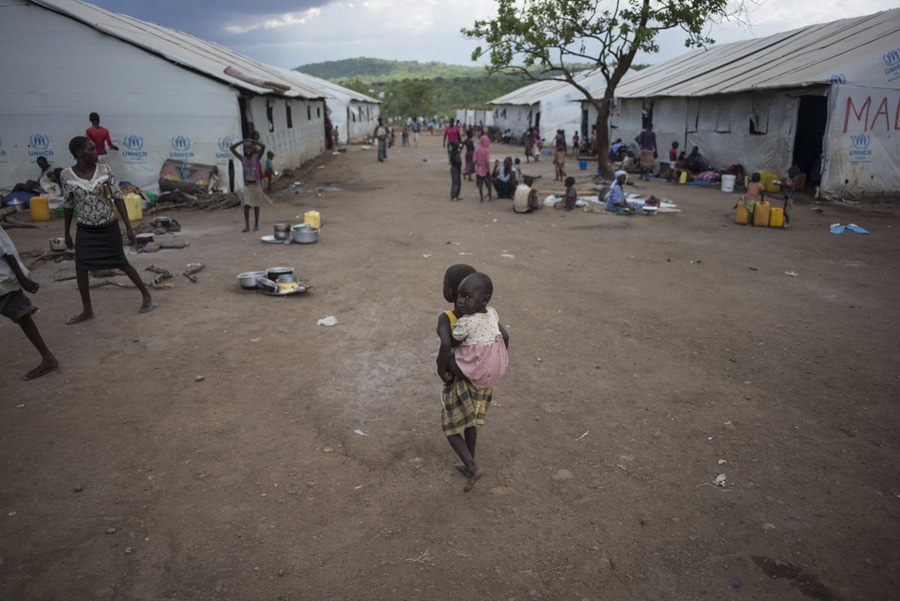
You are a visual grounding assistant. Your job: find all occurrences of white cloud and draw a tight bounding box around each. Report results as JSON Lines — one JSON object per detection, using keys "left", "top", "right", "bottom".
{"left": 225, "top": 7, "right": 322, "bottom": 34}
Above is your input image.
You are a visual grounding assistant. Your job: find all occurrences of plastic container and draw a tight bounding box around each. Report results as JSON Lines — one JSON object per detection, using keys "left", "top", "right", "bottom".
{"left": 55, "top": 204, "right": 77, "bottom": 218}
{"left": 123, "top": 193, "right": 142, "bottom": 222}
{"left": 795, "top": 172, "right": 806, "bottom": 191}
{"left": 579, "top": 161, "right": 587, "bottom": 171}
{"left": 759, "top": 170, "right": 781, "bottom": 193}
{"left": 736, "top": 200, "right": 750, "bottom": 225}
{"left": 769, "top": 207, "right": 784, "bottom": 227}
{"left": 304, "top": 210, "right": 321, "bottom": 229}
{"left": 753, "top": 200, "right": 771, "bottom": 227}
{"left": 720, "top": 174, "right": 736, "bottom": 193}
{"left": 29, "top": 196, "right": 49, "bottom": 221}
{"left": 679, "top": 171, "right": 688, "bottom": 184}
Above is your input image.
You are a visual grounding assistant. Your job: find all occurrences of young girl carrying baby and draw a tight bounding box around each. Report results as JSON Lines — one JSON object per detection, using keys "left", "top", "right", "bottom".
{"left": 436, "top": 267, "right": 509, "bottom": 492}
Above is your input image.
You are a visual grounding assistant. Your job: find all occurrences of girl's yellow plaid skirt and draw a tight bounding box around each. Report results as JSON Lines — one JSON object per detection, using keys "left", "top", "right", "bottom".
{"left": 441, "top": 378, "right": 493, "bottom": 436}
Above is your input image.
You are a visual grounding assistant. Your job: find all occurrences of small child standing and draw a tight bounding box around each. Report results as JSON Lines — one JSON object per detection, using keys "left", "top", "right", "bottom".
{"left": 230, "top": 132, "right": 270, "bottom": 232}
{"left": 449, "top": 141, "right": 462, "bottom": 202}
{"left": 1, "top": 224, "right": 59, "bottom": 380}
{"left": 436, "top": 269, "right": 509, "bottom": 492}
{"left": 572, "top": 131, "right": 580, "bottom": 156}
{"left": 782, "top": 166, "right": 799, "bottom": 228}
{"left": 264, "top": 151, "right": 275, "bottom": 192}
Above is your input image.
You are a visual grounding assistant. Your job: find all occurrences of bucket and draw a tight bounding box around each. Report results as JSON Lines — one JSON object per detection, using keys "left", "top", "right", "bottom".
{"left": 720, "top": 174, "right": 736, "bottom": 193}
{"left": 579, "top": 161, "right": 587, "bottom": 171}
{"left": 123, "top": 193, "right": 142, "bottom": 222}
{"left": 29, "top": 196, "right": 49, "bottom": 221}
{"left": 304, "top": 210, "right": 321, "bottom": 229}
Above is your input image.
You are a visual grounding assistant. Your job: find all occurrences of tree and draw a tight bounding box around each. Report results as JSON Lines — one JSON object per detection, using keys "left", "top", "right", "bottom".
{"left": 391, "top": 80, "right": 437, "bottom": 119}
{"left": 463, "top": 0, "right": 747, "bottom": 178}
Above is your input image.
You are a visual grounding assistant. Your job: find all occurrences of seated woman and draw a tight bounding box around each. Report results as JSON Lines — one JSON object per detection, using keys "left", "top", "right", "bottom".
{"left": 684, "top": 146, "right": 706, "bottom": 173}
{"left": 492, "top": 157, "right": 517, "bottom": 199}
{"left": 605, "top": 171, "right": 643, "bottom": 213}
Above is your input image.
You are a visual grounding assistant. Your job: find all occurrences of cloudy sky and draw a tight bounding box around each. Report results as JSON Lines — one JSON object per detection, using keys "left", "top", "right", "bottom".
{"left": 84, "top": 0, "right": 897, "bottom": 70}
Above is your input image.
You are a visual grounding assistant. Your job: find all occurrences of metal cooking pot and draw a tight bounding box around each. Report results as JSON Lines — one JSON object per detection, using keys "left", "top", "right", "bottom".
{"left": 237, "top": 270, "right": 266, "bottom": 289}
{"left": 291, "top": 226, "right": 318, "bottom": 244}
{"left": 49, "top": 237, "right": 67, "bottom": 251}
{"left": 273, "top": 223, "right": 291, "bottom": 240}
{"left": 266, "top": 267, "right": 294, "bottom": 282}
{"left": 257, "top": 277, "right": 278, "bottom": 293}
{"left": 276, "top": 274, "right": 299, "bottom": 293}
{"left": 136, "top": 233, "right": 154, "bottom": 244}
{"left": 4, "top": 197, "right": 29, "bottom": 212}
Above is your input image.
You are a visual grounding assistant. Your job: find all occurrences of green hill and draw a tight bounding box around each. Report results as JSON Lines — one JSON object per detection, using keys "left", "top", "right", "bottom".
{"left": 293, "top": 58, "right": 597, "bottom": 118}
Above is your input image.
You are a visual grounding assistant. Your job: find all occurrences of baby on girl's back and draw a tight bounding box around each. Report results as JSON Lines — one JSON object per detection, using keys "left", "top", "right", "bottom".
{"left": 435, "top": 264, "right": 509, "bottom": 492}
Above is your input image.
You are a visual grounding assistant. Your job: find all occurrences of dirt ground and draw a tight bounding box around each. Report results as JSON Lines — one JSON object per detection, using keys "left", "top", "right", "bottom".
{"left": 2, "top": 134, "right": 899, "bottom": 601}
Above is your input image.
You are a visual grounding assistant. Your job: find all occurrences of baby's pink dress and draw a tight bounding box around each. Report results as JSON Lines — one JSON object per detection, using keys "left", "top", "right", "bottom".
{"left": 452, "top": 306, "right": 509, "bottom": 389}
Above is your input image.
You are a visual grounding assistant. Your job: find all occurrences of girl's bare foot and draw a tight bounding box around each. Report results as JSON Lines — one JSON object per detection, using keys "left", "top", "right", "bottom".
{"left": 463, "top": 468, "right": 484, "bottom": 492}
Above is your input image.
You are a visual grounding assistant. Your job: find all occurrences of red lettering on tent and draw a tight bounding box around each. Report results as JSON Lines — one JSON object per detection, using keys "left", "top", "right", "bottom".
{"left": 843, "top": 96, "right": 870, "bottom": 133}
{"left": 870, "top": 97, "right": 890, "bottom": 131}
{"left": 895, "top": 97, "right": 900, "bottom": 130}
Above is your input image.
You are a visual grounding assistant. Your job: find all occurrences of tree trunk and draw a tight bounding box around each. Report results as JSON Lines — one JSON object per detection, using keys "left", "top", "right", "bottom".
{"left": 595, "top": 97, "right": 615, "bottom": 179}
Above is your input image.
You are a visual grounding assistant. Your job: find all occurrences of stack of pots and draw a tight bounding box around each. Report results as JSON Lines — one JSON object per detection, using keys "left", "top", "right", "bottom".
{"left": 273, "top": 223, "right": 291, "bottom": 240}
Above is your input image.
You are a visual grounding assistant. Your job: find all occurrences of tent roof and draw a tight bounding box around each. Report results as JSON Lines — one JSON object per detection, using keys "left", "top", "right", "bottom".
{"left": 277, "top": 68, "right": 380, "bottom": 104}
{"left": 489, "top": 68, "right": 605, "bottom": 106}
{"left": 28, "top": 0, "right": 324, "bottom": 99}
{"left": 613, "top": 8, "right": 900, "bottom": 98}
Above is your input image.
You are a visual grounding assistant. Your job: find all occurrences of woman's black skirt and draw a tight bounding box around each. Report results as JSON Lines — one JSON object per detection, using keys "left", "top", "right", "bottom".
{"left": 75, "top": 221, "right": 128, "bottom": 271}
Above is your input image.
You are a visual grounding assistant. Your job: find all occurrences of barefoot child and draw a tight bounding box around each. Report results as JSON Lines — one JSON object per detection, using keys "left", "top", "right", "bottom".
{"left": 1, "top": 224, "right": 59, "bottom": 380}
{"left": 436, "top": 269, "right": 509, "bottom": 492}
{"left": 230, "top": 132, "right": 270, "bottom": 232}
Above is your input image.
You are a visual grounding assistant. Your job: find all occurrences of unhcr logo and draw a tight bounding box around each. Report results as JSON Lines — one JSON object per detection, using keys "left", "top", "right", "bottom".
{"left": 123, "top": 134, "right": 144, "bottom": 151}
{"left": 216, "top": 137, "right": 234, "bottom": 160}
{"left": 122, "top": 134, "right": 148, "bottom": 161}
{"left": 827, "top": 74, "right": 846, "bottom": 85}
{"left": 30, "top": 133, "right": 50, "bottom": 150}
{"left": 883, "top": 49, "right": 900, "bottom": 78}
{"left": 169, "top": 135, "right": 194, "bottom": 159}
{"left": 849, "top": 133, "right": 872, "bottom": 159}
{"left": 29, "top": 133, "right": 53, "bottom": 157}
{"left": 171, "top": 135, "right": 191, "bottom": 151}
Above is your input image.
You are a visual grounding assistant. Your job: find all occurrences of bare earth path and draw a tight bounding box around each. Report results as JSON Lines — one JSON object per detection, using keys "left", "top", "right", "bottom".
{"left": 2, "top": 134, "right": 899, "bottom": 600}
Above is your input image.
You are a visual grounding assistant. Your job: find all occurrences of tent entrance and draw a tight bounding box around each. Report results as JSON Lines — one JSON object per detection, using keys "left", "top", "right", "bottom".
{"left": 792, "top": 96, "right": 827, "bottom": 186}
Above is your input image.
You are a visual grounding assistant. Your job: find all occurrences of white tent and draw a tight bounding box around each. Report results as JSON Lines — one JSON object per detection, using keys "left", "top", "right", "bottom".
{"left": 455, "top": 108, "right": 494, "bottom": 129}
{"left": 584, "top": 8, "right": 900, "bottom": 200}
{"left": 0, "top": 0, "right": 328, "bottom": 193}
{"left": 488, "top": 69, "right": 605, "bottom": 146}
{"left": 278, "top": 68, "right": 380, "bottom": 144}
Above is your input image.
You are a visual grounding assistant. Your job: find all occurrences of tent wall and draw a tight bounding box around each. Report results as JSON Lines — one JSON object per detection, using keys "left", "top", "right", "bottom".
{"left": 345, "top": 101, "right": 378, "bottom": 143}
{"left": 244, "top": 96, "right": 325, "bottom": 179}
{"left": 0, "top": 0, "right": 243, "bottom": 192}
{"left": 602, "top": 92, "right": 801, "bottom": 175}
{"left": 822, "top": 85, "right": 900, "bottom": 199}
{"left": 491, "top": 104, "right": 536, "bottom": 138}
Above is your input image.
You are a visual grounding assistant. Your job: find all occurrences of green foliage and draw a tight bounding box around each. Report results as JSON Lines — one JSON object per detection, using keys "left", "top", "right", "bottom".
{"left": 293, "top": 58, "right": 595, "bottom": 119}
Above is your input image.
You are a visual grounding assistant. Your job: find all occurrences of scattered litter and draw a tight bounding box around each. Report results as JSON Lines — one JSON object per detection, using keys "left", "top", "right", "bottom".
{"left": 500, "top": 253, "right": 515, "bottom": 259}
{"left": 715, "top": 474, "right": 727, "bottom": 487}
{"left": 354, "top": 429, "right": 369, "bottom": 436}
{"left": 718, "top": 459, "right": 727, "bottom": 465}
{"left": 785, "top": 271, "right": 798, "bottom": 277}
{"left": 492, "top": 218, "right": 498, "bottom": 223}
{"left": 830, "top": 223, "right": 869, "bottom": 234}
{"left": 575, "top": 430, "right": 589, "bottom": 441}
{"left": 731, "top": 581, "right": 742, "bottom": 589}
{"left": 352, "top": 485, "right": 363, "bottom": 490}
{"left": 250, "top": 337, "right": 261, "bottom": 343}
{"left": 405, "top": 548, "right": 431, "bottom": 563}
{"left": 317, "top": 316, "right": 338, "bottom": 327}
{"left": 183, "top": 262, "right": 204, "bottom": 283}
{"left": 17, "top": 404, "right": 25, "bottom": 409}
{"left": 290, "top": 181, "right": 302, "bottom": 187}
{"left": 195, "top": 375, "right": 205, "bottom": 382}
{"left": 422, "top": 254, "right": 431, "bottom": 258}
{"left": 458, "top": 252, "right": 472, "bottom": 255}
{"left": 322, "top": 446, "right": 334, "bottom": 453}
